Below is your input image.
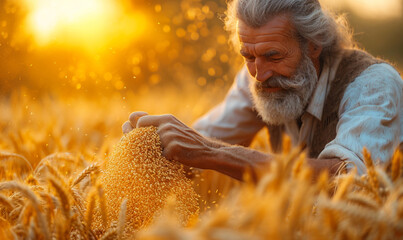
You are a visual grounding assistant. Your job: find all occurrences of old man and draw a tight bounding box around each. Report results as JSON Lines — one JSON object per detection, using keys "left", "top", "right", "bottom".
{"left": 122, "top": 0, "right": 403, "bottom": 180}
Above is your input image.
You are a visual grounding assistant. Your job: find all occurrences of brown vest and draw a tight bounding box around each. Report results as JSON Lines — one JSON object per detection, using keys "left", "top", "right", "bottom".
{"left": 267, "top": 49, "right": 386, "bottom": 157}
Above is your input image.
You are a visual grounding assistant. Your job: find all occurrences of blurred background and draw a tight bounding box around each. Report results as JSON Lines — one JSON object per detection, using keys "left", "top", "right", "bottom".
{"left": 0, "top": 0, "right": 402, "bottom": 98}
{"left": 0, "top": 0, "right": 402, "bottom": 164}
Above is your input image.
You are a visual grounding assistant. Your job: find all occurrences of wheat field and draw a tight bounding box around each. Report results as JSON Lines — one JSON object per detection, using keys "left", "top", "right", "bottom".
{"left": 1, "top": 0, "right": 403, "bottom": 238}
{"left": 0, "top": 90, "right": 403, "bottom": 240}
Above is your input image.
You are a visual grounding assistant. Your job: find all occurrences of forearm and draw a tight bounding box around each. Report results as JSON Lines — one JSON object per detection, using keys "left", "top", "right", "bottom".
{"left": 203, "top": 144, "right": 271, "bottom": 181}
{"left": 203, "top": 139, "right": 344, "bottom": 182}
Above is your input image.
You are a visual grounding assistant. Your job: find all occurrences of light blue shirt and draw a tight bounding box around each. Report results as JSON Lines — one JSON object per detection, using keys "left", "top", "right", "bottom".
{"left": 194, "top": 55, "right": 403, "bottom": 175}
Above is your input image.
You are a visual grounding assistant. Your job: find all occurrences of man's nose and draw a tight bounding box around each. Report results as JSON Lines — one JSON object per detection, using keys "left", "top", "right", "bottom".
{"left": 255, "top": 59, "right": 273, "bottom": 82}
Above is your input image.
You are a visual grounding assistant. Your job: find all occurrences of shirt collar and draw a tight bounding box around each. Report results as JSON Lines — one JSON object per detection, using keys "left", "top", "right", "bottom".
{"left": 305, "top": 53, "right": 344, "bottom": 121}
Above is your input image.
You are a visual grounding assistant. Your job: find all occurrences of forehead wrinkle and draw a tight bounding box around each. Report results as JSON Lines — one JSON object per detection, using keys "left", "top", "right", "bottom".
{"left": 239, "top": 34, "right": 293, "bottom": 45}
{"left": 237, "top": 14, "right": 297, "bottom": 44}
{"left": 240, "top": 38, "right": 291, "bottom": 57}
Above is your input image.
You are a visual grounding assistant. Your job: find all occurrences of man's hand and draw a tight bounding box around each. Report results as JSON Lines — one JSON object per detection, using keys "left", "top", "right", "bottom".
{"left": 122, "top": 111, "right": 149, "bottom": 134}
{"left": 122, "top": 112, "right": 219, "bottom": 170}
{"left": 121, "top": 112, "right": 343, "bottom": 182}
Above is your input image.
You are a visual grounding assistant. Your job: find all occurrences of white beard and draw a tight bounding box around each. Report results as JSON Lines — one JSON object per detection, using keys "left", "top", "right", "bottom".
{"left": 250, "top": 52, "right": 318, "bottom": 125}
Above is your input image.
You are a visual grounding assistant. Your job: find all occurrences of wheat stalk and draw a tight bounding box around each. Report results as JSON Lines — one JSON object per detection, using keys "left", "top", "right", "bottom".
{"left": 0, "top": 181, "right": 50, "bottom": 240}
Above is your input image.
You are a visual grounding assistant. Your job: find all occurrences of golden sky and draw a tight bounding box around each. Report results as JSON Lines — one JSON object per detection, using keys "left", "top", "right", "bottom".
{"left": 322, "top": 0, "right": 402, "bottom": 19}
{"left": 20, "top": 0, "right": 402, "bottom": 52}
{"left": 21, "top": 0, "right": 148, "bottom": 52}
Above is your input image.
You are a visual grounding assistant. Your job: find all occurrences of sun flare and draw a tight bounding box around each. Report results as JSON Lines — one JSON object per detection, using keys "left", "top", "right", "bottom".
{"left": 23, "top": 0, "right": 147, "bottom": 51}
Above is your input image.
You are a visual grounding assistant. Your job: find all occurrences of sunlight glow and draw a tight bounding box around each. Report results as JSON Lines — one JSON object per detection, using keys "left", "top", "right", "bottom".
{"left": 322, "top": 0, "right": 402, "bottom": 19}
{"left": 23, "top": 0, "right": 148, "bottom": 51}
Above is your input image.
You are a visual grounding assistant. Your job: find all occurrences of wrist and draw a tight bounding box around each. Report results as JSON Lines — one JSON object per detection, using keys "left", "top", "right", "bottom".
{"left": 198, "top": 144, "right": 223, "bottom": 170}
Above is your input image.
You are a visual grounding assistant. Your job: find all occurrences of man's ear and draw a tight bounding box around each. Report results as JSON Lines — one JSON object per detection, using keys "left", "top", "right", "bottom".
{"left": 308, "top": 42, "right": 322, "bottom": 59}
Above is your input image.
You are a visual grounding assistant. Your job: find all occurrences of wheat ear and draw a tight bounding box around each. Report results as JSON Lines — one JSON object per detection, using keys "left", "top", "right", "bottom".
{"left": 391, "top": 149, "right": 402, "bottom": 181}
{"left": 71, "top": 163, "right": 100, "bottom": 187}
{"left": 320, "top": 198, "right": 395, "bottom": 227}
{"left": 362, "top": 147, "right": 381, "bottom": 203}
{"left": 0, "top": 181, "right": 50, "bottom": 240}
{"left": 0, "top": 193, "right": 15, "bottom": 211}
{"left": 333, "top": 172, "right": 354, "bottom": 201}
{"left": 49, "top": 177, "right": 71, "bottom": 220}
{"left": 117, "top": 199, "right": 127, "bottom": 240}
{"left": 346, "top": 192, "right": 379, "bottom": 210}
{"left": 27, "top": 218, "right": 36, "bottom": 240}
{"left": 0, "top": 151, "right": 33, "bottom": 172}
{"left": 97, "top": 184, "right": 108, "bottom": 229}
{"left": 100, "top": 228, "right": 118, "bottom": 240}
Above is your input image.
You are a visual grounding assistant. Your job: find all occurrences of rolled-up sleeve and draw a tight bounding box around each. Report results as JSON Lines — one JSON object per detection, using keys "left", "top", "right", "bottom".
{"left": 319, "top": 63, "right": 403, "bottom": 175}
{"left": 193, "top": 66, "right": 266, "bottom": 146}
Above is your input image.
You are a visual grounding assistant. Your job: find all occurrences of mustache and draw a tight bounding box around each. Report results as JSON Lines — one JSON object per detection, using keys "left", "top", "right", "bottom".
{"left": 255, "top": 75, "right": 305, "bottom": 91}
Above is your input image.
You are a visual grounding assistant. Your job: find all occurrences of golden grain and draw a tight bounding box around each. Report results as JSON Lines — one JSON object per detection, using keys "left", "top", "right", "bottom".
{"left": 93, "top": 126, "right": 199, "bottom": 235}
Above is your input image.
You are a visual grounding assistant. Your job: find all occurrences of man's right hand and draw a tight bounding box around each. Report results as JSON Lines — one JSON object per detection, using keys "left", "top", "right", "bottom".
{"left": 122, "top": 111, "right": 149, "bottom": 134}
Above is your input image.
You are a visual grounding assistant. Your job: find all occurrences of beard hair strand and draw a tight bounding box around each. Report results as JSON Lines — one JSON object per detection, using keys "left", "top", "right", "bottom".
{"left": 250, "top": 52, "right": 318, "bottom": 125}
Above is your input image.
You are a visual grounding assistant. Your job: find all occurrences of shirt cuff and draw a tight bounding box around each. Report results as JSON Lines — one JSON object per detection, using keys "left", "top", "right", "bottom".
{"left": 318, "top": 144, "right": 367, "bottom": 175}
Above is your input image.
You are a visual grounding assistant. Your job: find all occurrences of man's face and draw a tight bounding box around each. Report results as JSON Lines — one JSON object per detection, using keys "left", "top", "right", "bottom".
{"left": 237, "top": 14, "right": 318, "bottom": 125}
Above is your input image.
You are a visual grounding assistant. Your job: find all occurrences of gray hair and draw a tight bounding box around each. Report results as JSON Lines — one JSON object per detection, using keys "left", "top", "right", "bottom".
{"left": 225, "top": 0, "right": 354, "bottom": 57}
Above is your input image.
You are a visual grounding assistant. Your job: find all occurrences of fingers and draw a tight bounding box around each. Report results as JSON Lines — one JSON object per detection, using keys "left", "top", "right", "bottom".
{"left": 125, "top": 113, "right": 181, "bottom": 134}
{"left": 136, "top": 114, "right": 177, "bottom": 128}
{"left": 129, "top": 111, "right": 148, "bottom": 128}
{"left": 122, "top": 121, "right": 134, "bottom": 134}
{"left": 122, "top": 111, "right": 148, "bottom": 134}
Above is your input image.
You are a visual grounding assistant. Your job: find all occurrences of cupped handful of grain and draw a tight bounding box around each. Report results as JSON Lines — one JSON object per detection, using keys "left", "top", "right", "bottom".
{"left": 93, "top": 126, "right": 199, "bottom": 235}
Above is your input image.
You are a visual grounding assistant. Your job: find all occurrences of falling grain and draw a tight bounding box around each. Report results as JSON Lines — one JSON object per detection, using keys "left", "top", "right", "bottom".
{"left": 93, "top": 126, "right": 199, "bottom": 235}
